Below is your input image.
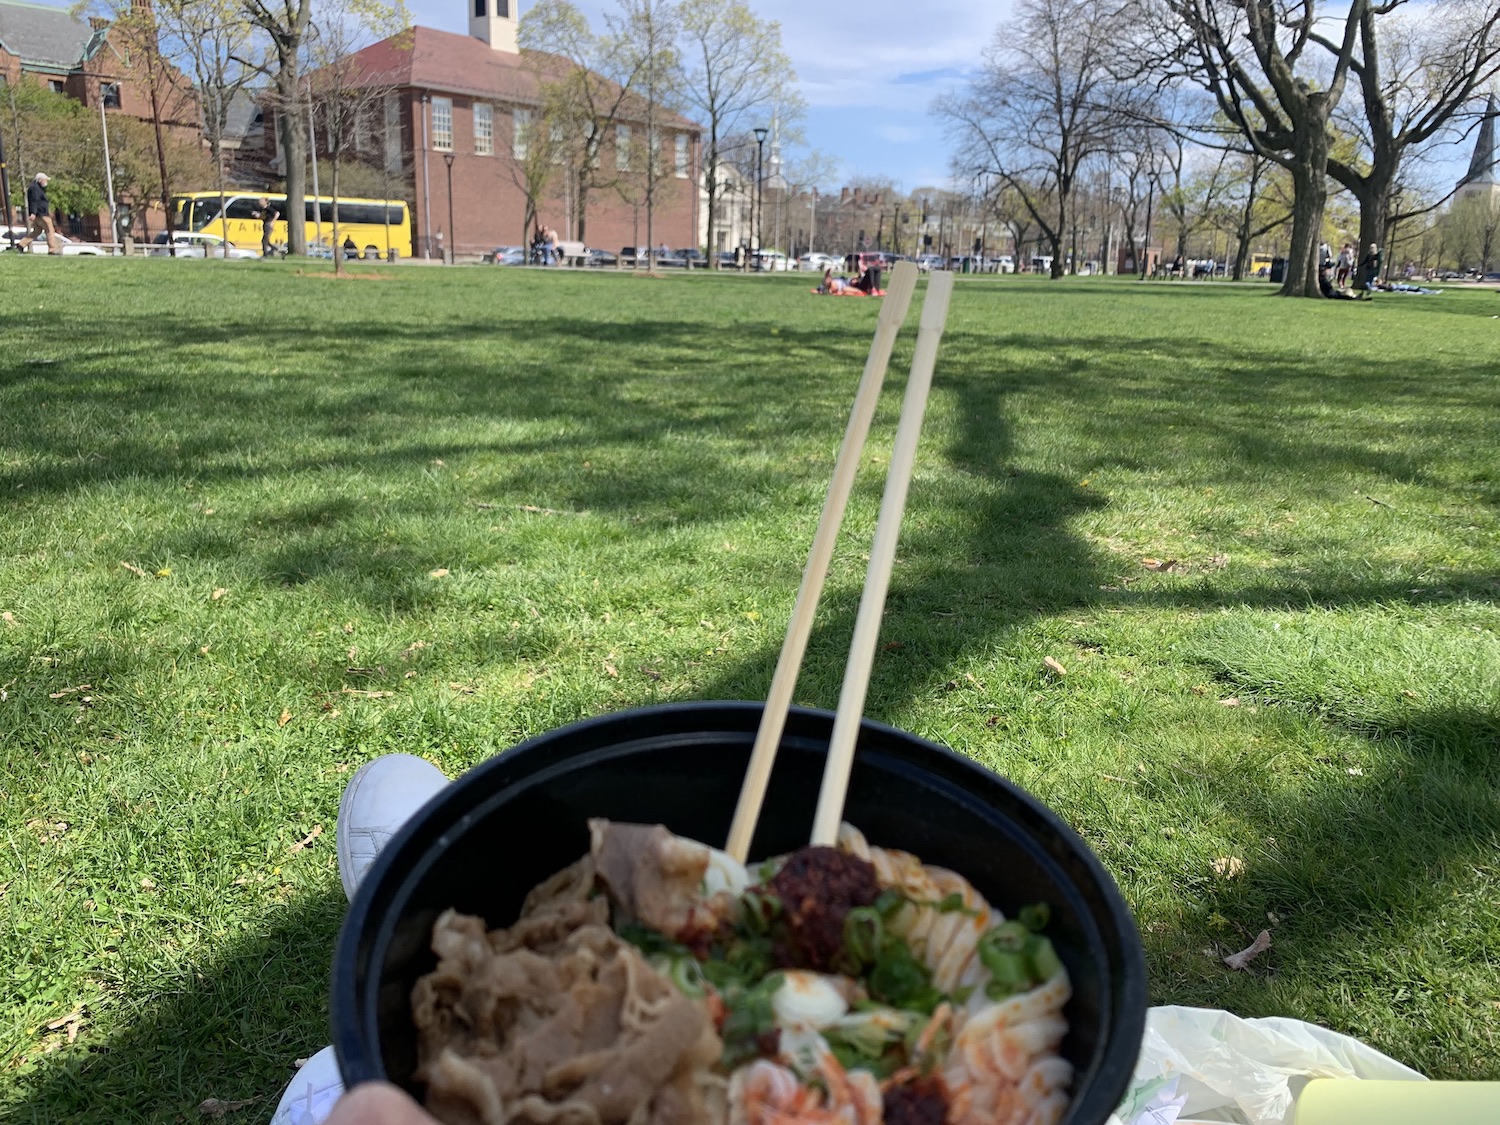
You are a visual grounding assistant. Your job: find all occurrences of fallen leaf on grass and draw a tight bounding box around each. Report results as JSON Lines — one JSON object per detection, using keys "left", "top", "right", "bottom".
{"left": 401, "top": 641, "right": 428, "bottom": 660}
{"left": 429, "top": 568, "right": 450, "bottom": 579}
{"left": 1212, "top": 856, "right": 1245, "bottom": 879}
{"left": 1346, "top": 767, "right": 1364, "bottom": 776}
{"left": 198, "top": 1098, "right": 255, "bottom": 1118}
{"left": 1043, "top": 656, "right": 1067, "bottom": 677}
{"left": 1224, "top": 929, "right": 1272, "bottom": 970}
{"left": 211, "top": 588, "right": 228, "bottom": 600}
{"left": 1141, "top": 557, "right": 1178, "bottom": 572}
{"left": 340, "top": 687, "right": 394, "bottom": 699}
{"left": 603, "top": 661, "right": 619, "bottom": 678}
{"left": 120, "top": 561, "right": 149, "bottom": 578}
{"left": 638, "top": 665, "right": 662, "bottom": 681}
{"left": 2, "top": 611, "right": 14, "bottom": 626}
{"left": 447, "top": 681, "right": 477, "bottom": 694}
{"left": 277, "top": 709, "right": 292, "bottom": 727}
{"left": 288, "top": 825, "right": 323, "bottom": 854}
{"left": 1205, "top": 554, "right": 1230, "bottom": 569}
{"left": 44, "top": 1008, "right": 87, "bottom": 1044}
{"left": 49, "top": 684, "right": 92, "bottom": 699}
{"left": 1218, "top": 696, "right": 1240, "bottom": 707}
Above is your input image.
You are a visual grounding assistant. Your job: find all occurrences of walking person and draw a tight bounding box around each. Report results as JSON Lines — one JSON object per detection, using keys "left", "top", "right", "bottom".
{"left": 14, "top": 173, "right": 60, "bottom": 254}
{"left": 1358, "top": 243, "right": 1382, "bottom": 300}
{"left": 251, "top": 197, "right": 280, "bottom": 258}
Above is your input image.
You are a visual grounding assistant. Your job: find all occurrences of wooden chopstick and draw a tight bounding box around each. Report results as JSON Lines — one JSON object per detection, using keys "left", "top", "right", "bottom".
{"left": 724, "top": 262, "right": 921, "bottom": 863}
{"left": 810, "top": 270, "right": 956, "bottom": 847}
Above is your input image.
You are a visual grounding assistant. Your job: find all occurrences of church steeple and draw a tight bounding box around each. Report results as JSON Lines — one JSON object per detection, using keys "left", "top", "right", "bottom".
{"left": 470, "top": 0, "right": 518, "bottom": 53}
{"left": 1459, "top": 94, "right": 1496, "bottom": 191}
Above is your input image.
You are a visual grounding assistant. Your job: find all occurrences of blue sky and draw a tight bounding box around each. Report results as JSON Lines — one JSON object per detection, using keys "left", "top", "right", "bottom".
{"left": 405, "top": 0, "right": 1008, "bottom": 192}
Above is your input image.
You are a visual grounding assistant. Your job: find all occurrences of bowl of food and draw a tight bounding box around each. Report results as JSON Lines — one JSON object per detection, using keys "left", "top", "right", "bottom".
{"left": 330, "top": 701, "right": 1146, "bottom": 1124}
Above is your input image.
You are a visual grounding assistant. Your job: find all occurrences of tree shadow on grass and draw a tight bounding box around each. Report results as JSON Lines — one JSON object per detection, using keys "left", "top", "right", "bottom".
{"left": 1131, "top": 699, "right": 1500, "bottom": 1078}
{"left": 7, "top": 890, "right": 346, "bottom": 1123}
{"left": 5, "top": 286, "right": 1499, "bottom": 1117}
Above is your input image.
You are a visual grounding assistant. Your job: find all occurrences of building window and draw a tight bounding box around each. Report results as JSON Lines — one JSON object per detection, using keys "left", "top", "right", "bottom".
{"left": 497, "top": 0, "right": 508, "bottom": 13}
{"left": 474, "top": 0, "right": 484, "bottom": 15}
{"left": 101, "top": 82, "right": 121, "bottom": 109}
{"left": 49, "top": 80, "right": 66, "bottom": 95}
{"left": 616, "top": 124, "right": 631, "bottom": 171}
{"left": 474, "top": 103, "right": 493, "bottom": 155}
{"left": 513, "top": 108, "right": 530, "bottom": 159}
{"left": 550, "top": 122, "right": 565, "bottom": 164}
{"left": 674, "top": 133, "right": 688, "bottom": 178}
{"left": 431, "top": 96, "right": 452, "bottom": 151}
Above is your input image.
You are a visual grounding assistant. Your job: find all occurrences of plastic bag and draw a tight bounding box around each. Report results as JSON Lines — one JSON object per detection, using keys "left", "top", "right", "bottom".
{"left": 1108, "top": 1006, "right": 1425, "bottom": 1125}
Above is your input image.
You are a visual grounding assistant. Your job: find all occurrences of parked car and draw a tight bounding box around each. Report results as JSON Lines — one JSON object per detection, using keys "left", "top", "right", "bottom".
{"left": 752, "top": 249, "right": 791, "bottom": 272}
{"left": 677, "top": 248, "right": 709, "bottom": 269}
{"left": 716, "top": 251, "right": 741, "bottom": 269}
{"left": 483, "top": 245, "right": 527, "bottom": 265}
{"left": 797, "top": 252, "right": 842, "bottom": 272}
{"left": 584, "top": 247, "right": 618, "bottom": 267}
{"left": 3, "top": 227, "right": 108, "bottom": 255}
{"left": 915, "top": 254, "right": 945, "bottom": 273}
{"left": 620, "top": 246, "right": 640, "bottom": 266}
{"left": 149, "top": 231, "right": 259, "bottom": 259}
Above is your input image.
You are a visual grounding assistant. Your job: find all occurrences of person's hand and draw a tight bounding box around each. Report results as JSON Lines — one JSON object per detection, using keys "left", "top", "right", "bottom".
{"left": 323, "top": 1083, "right": 439, "bottom": 1125}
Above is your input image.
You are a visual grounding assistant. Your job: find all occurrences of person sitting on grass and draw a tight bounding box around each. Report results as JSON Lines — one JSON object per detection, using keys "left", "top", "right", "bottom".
{"left": 1318, "top": 260, "right": 1359, "bottom": 301}
{"left": 853, "top": 263, "right": 882, "bottom": 294}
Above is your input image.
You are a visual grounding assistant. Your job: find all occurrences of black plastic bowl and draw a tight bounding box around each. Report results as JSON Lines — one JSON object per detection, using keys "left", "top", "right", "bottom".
{"left": 331, "top": 702, "right": 1147, "bottom": 1124}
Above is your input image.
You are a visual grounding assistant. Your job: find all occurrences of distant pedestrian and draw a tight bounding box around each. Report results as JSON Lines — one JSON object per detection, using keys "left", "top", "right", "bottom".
{"left": 251, "top": 197, "right": 280, "bottom": 258}
{"left": 1335, "top": 242, "right": 1354, "bottom": 287}
{"left": 1358, "top": 243, "right": 1382, "bottom": 299}
{"left": 544, "top": 226, "right": 559, "bottom": 265}
{"left": 15, "top": 173, "right": 60, "bottom": 254}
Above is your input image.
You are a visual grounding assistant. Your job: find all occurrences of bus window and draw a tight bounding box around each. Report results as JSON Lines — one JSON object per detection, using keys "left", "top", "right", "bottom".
{"left": 189, "top": 197, "right": 223, "bottom": 230}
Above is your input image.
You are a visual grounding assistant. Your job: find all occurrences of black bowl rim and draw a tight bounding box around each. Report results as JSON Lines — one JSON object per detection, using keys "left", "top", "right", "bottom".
{"left": 331, "top": 701, "right": 1147, "bottom": 1121}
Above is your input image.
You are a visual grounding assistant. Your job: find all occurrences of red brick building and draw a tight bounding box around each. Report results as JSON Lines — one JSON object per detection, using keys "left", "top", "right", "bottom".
{"left": 0, "top": 0, "right": 199, "bottom": 238}
{"left": 297, "top": 4, "right": 704, "bottom": 259}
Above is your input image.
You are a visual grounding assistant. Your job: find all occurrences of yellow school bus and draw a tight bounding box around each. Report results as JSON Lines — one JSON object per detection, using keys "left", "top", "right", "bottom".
{"left": 171, "top": 191, "right": 413, "bottom": 259}
{"left": 1249, "top": 253, "right": 1276, "bottom": 277}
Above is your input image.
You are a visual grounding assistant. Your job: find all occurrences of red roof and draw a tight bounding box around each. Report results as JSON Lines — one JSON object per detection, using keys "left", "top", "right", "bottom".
{"left": 345, "top": 26, "right": 698, "bottom": 132}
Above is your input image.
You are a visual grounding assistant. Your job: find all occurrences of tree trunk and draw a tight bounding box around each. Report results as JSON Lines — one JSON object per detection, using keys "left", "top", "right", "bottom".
{"left": 1280, "top": 113, "right": 1331, "bottom": 298}
{"left": 277, "top": 57, "right": 307, "bottom": 256}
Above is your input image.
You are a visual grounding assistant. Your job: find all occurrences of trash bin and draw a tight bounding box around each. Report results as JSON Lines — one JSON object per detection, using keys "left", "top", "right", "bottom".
{"left": 1269, "top": 257, "right": 1287, "bottom": 283}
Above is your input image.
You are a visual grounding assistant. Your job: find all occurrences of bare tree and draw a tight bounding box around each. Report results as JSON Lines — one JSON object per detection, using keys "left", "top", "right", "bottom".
{"left": 1325, "top": 1, "right": 1500, "bottom": 255}
{"left": 520, "top": 0, "right": 648, "bottom": 244}
{"left": 677, "top": 0, "right": 799, "bottom": 268}
{"left": 156, "top": 0, "right": 256, "bottom": 257}
{"left": 506, "top": 102, "right": 562, "bottom": 249}
{"left": 305, "top": 0, "right": 409, "bottom": 274}
{"left": 1141, "top": 0, "right": 1368, "bottom": 297}
{"left": 611, "top": 0, "right": 680, "bottom": 270}
{"left": 240, "top": 0, "right": 314, "bottom": 254}
{"left": 938, "top": 0, "right": 1143, "bottom": 279}
{"left": 91, "top": 0, "right": 201, "bottom": 253}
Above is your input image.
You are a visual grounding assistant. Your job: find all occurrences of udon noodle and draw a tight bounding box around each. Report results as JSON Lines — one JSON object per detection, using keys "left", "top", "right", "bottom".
{"left": 411, "top": 821, "right": 1072, "bottom": 1125}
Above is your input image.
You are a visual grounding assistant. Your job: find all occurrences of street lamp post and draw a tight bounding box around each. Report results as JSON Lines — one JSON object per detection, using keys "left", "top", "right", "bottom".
{"left": 753, "top": 126, "right": 768, "bottom": 264}
{"left": 443, "top": 152, "right": 455, "bottom": 265}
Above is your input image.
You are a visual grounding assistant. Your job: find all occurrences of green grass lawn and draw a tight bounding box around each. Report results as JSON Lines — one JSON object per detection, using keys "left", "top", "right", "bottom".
{"left": 2, "top": 259, "right": 1498, "bottom": 1120}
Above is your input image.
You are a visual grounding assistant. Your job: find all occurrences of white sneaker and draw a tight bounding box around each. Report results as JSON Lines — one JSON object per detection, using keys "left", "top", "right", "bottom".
{"left": 336, "top": 753, "right": 448, "bottom": 902}
{"left": 269, "top": 1045, "right": 345, "bottom": 1125}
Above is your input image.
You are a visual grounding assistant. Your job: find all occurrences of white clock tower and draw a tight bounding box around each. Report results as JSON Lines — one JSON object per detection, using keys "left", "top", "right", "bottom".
{"left": 469, "top": 0, "right": 518, "bottom": 53}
